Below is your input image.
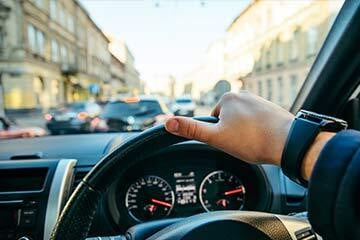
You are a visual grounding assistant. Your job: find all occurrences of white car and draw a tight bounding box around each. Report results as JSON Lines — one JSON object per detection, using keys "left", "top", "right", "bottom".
{"left": 172, "top": 97, "right": 196, "bottom": 117}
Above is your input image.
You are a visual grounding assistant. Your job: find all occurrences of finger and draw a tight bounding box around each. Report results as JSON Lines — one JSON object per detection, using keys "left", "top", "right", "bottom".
{"left": 165, "top": 117, "right": 217, "bottom": 143}
{"left": 211, "top": 101, "right": 222, "bottom": 117}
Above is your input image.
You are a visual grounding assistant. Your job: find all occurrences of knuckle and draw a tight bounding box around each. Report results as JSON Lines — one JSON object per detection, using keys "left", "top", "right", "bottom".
{"left": 183, "top": 121, "right": 195, "bottom": 138}
{"left": 221, "top": 92, "right": 238, "bottom": 102}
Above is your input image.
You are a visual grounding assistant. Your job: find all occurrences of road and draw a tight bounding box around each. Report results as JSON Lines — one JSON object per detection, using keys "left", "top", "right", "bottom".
{"left": 11, "top": 105, "right": 213, "bottom": 134}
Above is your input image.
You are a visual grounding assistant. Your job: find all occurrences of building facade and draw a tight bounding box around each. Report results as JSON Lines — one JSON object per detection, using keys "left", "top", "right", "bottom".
{"left": 0, "top": 0, "right": 111, "bottom": 112}
{"left": 182, "top": 0, "right": 343, "bottom": 109}
{"left": 107, "top": 35, "right": 141, "bottom": 96}
{"left": 228, "top": 0, "right": 342, "bottom": 109}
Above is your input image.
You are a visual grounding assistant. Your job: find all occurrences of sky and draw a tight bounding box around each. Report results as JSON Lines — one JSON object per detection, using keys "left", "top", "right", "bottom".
{"left": 80, "top": 0, "right": 250, "bottom": 91}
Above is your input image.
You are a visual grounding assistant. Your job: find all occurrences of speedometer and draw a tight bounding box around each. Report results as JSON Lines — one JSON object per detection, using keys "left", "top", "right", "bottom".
{"left": 199, "top": 170, "right": 246, "bottom": 212}
{"left": 125, "top": 175, "right": 174, "bottom": 222}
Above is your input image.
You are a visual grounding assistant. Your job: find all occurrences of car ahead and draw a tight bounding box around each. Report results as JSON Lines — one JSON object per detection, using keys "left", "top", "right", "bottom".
{"left": 45, "top": 101, "right": 102, "bottom": 135}
{"left": 91, "top": 96, "right": 173, "bottom": 132}
{"left": 171, "top": 96, "right": 196, "bottom": 117}
{"left": 0, "top": 116, "right": 46, "bottom": 140}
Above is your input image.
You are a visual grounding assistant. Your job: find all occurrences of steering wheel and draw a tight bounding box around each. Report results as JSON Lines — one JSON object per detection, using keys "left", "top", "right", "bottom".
{"left": 51, "top": 117, "right": 315, "bottom": 240}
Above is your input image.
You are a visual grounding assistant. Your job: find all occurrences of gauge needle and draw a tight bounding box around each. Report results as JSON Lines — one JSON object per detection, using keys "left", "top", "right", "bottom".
{"left": 224, "top": 187, "right": 245, "bottom": 196}
{"left": 151, "top": 198, "right": 172, "bottom": 208}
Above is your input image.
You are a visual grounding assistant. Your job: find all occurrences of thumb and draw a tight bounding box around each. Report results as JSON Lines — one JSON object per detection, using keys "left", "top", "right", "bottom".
{"left": 165, "top": 117, "right": 216, "bottom": 143}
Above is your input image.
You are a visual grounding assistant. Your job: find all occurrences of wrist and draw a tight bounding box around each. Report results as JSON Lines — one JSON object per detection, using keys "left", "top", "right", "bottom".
{"left": 301, "top": 131, "right": 336, "bottom": 180}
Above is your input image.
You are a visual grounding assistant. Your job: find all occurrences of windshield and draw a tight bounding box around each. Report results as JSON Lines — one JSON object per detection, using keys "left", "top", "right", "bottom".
{"left": 65, "top": 103, "right": 85, "bottom": 111}
{"left": 0, "top": 0, "right": 344, "bottom": 137}
{"left": 102, "top": 101, "right": 163, "bottom": 118}
{"left": 176, "top": 99, "right": 192, "bottom": 104}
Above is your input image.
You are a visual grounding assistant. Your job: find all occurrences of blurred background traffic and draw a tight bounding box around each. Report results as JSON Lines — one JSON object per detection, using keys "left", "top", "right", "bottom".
{"left": 0, "top": 0, "right": 343, "bottom": 139}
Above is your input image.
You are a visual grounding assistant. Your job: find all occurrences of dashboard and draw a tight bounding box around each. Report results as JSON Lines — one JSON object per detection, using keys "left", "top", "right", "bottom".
{"left": 0, "top": 133, "right": 307, "bottom": 239}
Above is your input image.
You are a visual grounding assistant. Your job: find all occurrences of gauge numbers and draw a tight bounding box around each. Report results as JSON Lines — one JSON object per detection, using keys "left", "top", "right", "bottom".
{"left": 125, "top": 175, "right": 174, "bottom": 222}
{"left": 199, "top": 170, "right": 246, "bottom": 212}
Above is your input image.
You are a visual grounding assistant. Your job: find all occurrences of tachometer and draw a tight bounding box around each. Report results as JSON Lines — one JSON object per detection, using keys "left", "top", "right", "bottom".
{"left": 199, "top": 170, "right": 246, "bottom": 212}
{"left": 125, "top": 175, "right": 174, "bottom": 222}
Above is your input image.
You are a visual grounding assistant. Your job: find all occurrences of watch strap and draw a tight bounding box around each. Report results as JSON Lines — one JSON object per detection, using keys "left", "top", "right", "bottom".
{"left": 281, "top": 118, "right": 321, "bottom": 186}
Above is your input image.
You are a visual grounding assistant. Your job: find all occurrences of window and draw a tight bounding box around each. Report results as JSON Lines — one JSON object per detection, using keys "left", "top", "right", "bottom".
{"left": 255, "top": 59, "right": 261, "bottom": 72}
{"left": 266, "top": 79, "right": 272, "bottom": 101}
{"left": 27, "top": 24, "right": 36, "bottom": 52}
{"left": 34, "top": 0, "right": 44, "bottom": 8}
{"left": 69, "top": 50, "right": 75, "bottom": 65}
{"left": 307, "top": 26, "right": 318, "bottom": 56}
{"left": 51, "top": 39, "right": 59, "bottom": 62}
{"left": 27, "top": 24, "right": 45, "bottom": 56}
{"left": 78, "top": 55, "right": 86, "bottom": 71}
{"left": 276, "top": 39, "right": 284, "bottom": 64}
{"left": 50, "top": 0, "right": 57, "bottom": 20}
{"left": 290, "top": 74, "right": 298, "bottom": 102}
{"left": 59, "top": 6, "right": 66, "bottom": 27}
{"left": 257, "top": 80, "right": 263, "bottom": 97}
{"left": 60, "top": 45, "right": 68, "bottom": 63}
{"left": 68, "top": 16, "right": 75, "bottom": 33}
{"left": 265, "top": 50, "right": 271, "bottom": 68}
{"left": 37, "top": 31, "right": 45, "bottom": 56}
{"left": 290, "top": 31, "right": 299, "bottom": 60}
{"left": 277, "top": 76, "right": 284, "bottom": 104}
{"left": 0, "top": 28, "right": 4, "bottom": 54}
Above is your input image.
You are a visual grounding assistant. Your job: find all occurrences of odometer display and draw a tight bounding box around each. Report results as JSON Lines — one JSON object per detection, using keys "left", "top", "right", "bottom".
{"left": 199, "top": 170, "right": 246, "bottom": 212}
{"left": 125, "top": 176, "right": 174, "bottom": 222}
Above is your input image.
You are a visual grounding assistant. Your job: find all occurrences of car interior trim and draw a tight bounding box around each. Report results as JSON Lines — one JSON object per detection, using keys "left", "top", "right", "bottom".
{"left": 43, "top": 159, "right": 77, "bottom": 240}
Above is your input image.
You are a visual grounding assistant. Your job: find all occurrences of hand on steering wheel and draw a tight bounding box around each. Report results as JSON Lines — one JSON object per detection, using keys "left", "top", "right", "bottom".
{"left": 165, "top": 91, "right": 294, "bottom": 166}
{"left": 50, "top": 115, "right": 315, "bottom": 240}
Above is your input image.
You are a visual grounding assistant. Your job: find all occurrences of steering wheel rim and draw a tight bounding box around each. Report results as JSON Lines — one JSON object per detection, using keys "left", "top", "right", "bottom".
{"left": 50, "top": 117, "right": 313, "bottom": 240}
{"left": 50, "top": 116, "right": 218, "bottom": 239}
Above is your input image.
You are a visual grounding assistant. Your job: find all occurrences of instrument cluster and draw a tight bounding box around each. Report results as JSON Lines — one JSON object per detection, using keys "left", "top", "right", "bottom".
{"left": 124, "top": 170, "right": 246, "bottom": 222}
{"left": 107, "top": 148, "right": 270, "bottom": 230}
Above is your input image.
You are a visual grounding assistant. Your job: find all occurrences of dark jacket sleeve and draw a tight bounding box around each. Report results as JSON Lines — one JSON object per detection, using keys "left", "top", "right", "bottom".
{"left": 308, "top": 130, "right": 360, "bottom": 240}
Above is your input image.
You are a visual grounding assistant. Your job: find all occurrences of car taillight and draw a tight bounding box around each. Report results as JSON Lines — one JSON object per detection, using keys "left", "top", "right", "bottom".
{"left": 77, "top": 112, "right": 88, "bottom": 120}
{"left": 44, "top": 113, "right": 53, "bottom": 121}
{"left": 91, "top": 117, "right": 108, "bottom": 131}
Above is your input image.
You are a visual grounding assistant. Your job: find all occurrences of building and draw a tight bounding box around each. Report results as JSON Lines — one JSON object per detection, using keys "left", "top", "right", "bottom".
{"left": 103, "top": 53, "right": 126, "bottom": 99}
{"left": 226, "top": 0, "right": 342, "bottom": 109}
{"left": 0, "top": 0, "right": 111, "bottom": 113}
{"left": 107, "top": 35, "right": 141, "bottom": 96}
{"left": 181, "top": 0, "right": 343, "bottom": 108}
{"left": 180, "top": 39, "right": 231, "bottom": 100}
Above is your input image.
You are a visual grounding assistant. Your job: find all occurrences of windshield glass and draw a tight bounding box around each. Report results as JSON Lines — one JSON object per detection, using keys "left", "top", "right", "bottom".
{"left": 176, "top": 99, "right": 192, "bottom": 104}
{"left": 102, "top": 101, "right": 163, "bottom": 118}
{"left": 0, "top": 0, "right": 344, "bottom": 138}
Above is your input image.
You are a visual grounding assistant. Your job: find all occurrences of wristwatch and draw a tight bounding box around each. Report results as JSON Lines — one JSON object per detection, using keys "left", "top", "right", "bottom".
{"left": 281, "top": 110, "right": 348, "bottom": 186}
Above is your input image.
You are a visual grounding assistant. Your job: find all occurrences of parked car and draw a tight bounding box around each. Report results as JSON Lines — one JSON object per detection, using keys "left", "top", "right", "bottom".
{"left": 45, "top": 101, "right": 102, "bottom": 135}
{"left": 171, "top": 96, "right": 196, "bottom": 117}
{"left": 0, "top": 116, "right": 46, "bottom": 140}
{"left": 91, "top": 96, "right": 173, "bottom": 132}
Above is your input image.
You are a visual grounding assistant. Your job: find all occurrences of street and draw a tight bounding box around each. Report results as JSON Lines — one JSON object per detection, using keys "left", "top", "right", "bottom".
{"left": 11, "top": 105, "right": 213, "bottom": 134}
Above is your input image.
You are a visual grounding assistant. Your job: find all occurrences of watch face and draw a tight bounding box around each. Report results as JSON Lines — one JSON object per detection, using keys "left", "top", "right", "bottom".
{"left": 298, "top": 110, "right": 348, "bottom": 131}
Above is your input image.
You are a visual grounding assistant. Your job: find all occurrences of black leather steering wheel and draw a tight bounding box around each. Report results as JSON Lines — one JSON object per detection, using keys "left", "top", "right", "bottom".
{"left": 51, "top": 117, "right": 315, "bottom": 240}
